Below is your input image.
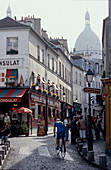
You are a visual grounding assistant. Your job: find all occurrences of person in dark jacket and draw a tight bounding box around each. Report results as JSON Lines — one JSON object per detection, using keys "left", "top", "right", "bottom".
{"left": 70, "top": 116, "right": 77, "bottom": 144}
{"left": 0, "top": 123, "right": 11, "bottom": 144}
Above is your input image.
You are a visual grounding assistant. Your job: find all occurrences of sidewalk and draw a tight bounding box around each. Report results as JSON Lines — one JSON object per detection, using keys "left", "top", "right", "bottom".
{"left": 93, "top": 139, "right": 111, "bottom": 168}
{"left": 77, "top": 138, "right": 111, "bottom": 170}
{"left": 29, "top": 126, "right": 53, "bottom": 136}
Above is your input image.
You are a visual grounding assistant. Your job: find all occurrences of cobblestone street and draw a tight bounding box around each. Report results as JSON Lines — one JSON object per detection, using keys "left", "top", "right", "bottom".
{"left": 3, "top": 134, "right": 99, "bottom": 170}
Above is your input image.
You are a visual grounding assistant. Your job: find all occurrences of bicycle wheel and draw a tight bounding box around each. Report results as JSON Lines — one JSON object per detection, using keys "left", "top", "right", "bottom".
{"left": 55, "top": 143, "right": 60, "bottom": 156}
{"left": 60, "top": 142, "right": 66, "bottom": 159}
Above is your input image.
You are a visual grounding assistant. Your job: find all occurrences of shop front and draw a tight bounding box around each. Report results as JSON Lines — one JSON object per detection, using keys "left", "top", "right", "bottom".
{"left": 30, "top": 89, "right": 61, "bottom": 135}
{"left": 0, "top": 87, "right": 30, "bottom": 136}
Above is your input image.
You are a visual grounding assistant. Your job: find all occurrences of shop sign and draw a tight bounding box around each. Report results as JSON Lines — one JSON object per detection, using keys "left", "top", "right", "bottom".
{"left": 102, "top": 92, "right": 105, "bottom": 101}
{"left": 0, "top": 98, "right": 21, "bottom": 102}
{"left": 37, "top": 124, "right": 45, "bottom": 136}
{"left": 31, "top": 100, "right": 35, "bottom": 106}
{"left": 31, "top": 94, "right": 41, "bottom": 102}
{"left": 83, "top": 87, "right": 101, "bottom": 94}
{"left": 0, "top": 59, "right": 20, "bottom": 67}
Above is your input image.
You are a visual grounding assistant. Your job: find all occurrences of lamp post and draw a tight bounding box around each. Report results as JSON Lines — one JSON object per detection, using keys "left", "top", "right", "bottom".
{"left": 62, "top": 92, "right": 66, "bottom": 120}
{"left": 86, "top": 68, "right": 94, "bottom": 151}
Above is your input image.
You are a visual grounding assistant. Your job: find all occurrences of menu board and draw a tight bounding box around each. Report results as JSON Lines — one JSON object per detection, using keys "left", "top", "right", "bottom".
{"left": 37, "top": 124, "right": 45, "bottom": 136}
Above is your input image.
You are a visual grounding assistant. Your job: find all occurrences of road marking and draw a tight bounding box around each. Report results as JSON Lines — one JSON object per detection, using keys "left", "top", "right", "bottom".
{"left": 64, "top": 152, "right": 73, "bottom": 161}
{"left": 38, "top": 146, "right": 51, "bottom": 157}
{"left": 19, "top": 147, "right": 29, "bottom": 155}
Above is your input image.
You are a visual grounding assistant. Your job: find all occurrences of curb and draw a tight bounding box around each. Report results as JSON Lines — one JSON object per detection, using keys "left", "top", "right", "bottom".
{"left": 77, "top": 146, "right": 110, "bottom": 170}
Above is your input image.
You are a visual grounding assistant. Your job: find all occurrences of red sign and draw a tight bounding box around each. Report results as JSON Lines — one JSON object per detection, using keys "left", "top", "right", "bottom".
{"left": 31, "top": 100, "right": 35, "bottom": 106}
{"left": 0, "top": 98, "right": 21, "bottom": 102}
{"left": 83, "top": 87, "right": 101, "bottom": 94}
{"left": 102, "top": 92, "right": 105, "bottom": 101}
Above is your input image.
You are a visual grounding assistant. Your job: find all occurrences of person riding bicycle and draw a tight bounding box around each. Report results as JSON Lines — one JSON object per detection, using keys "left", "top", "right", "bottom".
{"left": 54, "top": 118, "right": 66, "bottom": 152}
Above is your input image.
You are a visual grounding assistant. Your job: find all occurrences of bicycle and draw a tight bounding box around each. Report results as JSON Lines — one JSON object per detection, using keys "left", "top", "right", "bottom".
{"left": 56, "top": 135, "right": 66, "bottom": 159}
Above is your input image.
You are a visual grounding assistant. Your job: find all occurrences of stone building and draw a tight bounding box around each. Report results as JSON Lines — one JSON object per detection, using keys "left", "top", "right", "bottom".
{"left": 0, "top": 7, "right": 72, "bottom": 135}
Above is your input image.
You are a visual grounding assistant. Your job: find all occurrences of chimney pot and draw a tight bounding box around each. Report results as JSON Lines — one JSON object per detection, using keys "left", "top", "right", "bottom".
{"left": 14, "top": 16, "right": 17, "bottom": 20}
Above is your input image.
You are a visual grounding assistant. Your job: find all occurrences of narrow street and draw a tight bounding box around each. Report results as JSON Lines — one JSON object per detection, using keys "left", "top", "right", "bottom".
{"left": 3, "top": 134, "right": 99, "bottom": 170}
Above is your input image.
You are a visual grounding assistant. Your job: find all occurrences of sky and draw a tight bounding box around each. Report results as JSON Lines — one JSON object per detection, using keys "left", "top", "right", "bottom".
{"left": 1, "top": 0, "right": 108, "bottom": 51}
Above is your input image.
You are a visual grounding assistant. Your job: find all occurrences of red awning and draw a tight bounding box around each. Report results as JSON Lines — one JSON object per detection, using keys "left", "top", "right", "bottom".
{"left": 0, "top": 89, "right": 27, "bottom": 102}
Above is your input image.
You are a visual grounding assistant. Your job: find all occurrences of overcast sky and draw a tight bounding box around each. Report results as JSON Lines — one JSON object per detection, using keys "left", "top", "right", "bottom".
{"left": 1, "top": 0, "right": 108, "bottom": 51}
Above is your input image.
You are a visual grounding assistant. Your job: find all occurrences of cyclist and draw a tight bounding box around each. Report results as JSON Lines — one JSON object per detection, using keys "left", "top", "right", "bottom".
{"left": 54, "top": 118, "right": 66, "bottom": 152}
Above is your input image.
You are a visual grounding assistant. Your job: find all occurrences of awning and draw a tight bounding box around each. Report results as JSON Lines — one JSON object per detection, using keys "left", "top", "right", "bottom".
{"left": 0, "top": 89, "right": 27, "bottom": 103}
{"left": 6, "top": 69, "right": 18, "bottom": 78}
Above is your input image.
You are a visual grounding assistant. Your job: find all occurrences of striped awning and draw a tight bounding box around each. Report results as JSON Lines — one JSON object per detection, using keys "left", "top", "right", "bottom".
{"left": 6, "top": 69, "right": 18, "bottom": 78}
{"left": 0, "top": 89, "right": 27, "bottom": 103}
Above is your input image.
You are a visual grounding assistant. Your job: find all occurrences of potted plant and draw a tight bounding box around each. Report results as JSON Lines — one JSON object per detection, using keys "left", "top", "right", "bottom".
{"left": 22, "top": 121, "right": 29, "bottom": 136}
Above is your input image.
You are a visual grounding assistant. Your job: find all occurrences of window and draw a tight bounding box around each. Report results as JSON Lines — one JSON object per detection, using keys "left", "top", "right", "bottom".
{"left": 32, "top": 72, "right": 34, "bottom": 85}
{"left": 6, "top": 69, "right": 18, "bottom": 87}
{"left": 65, "top": 68, "right": 66, "bottom": 80}
{"left": 42, "top": 50, "right": 44, "bottom": 64}
{"left": 76, "top": 71, "right": 77, "bottom": 83}
{"left": 56, "top": 61, "right": 58, "bottom": 74}
{"left": 60, "top": 84, "right": 62, "bottom": 100}
{"left": 59, "top": 61, "right": 61, "bottom": 77}
{"left": 62, "top": 64, "right": 64, "bottom": 79}
{"left": 52, "top": 58, "right": 54, "bottom": 71}
{"left": 95, "top": 63, "right": 99, "bottom": 74}
{"left": 80, "top": 73, "right": 81, "bottom": 85}
{"left": 7, "top": 37, "right": 18, "bottom": 55}
{"left": 37, "top": 46, "right": 40, "bottom": 61}
{"left": 48, "top": 54, "right": 50, "bottom": 68}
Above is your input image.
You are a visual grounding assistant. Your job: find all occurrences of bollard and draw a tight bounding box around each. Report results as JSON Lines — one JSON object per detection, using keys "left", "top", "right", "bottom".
{"left": 5, "top": 141, "right": 10, "bottom": 147}
{"left": 88, "top": 151, "right": 94, "bottom": 161}
{"left": 79, "top": 143, "right": 83, "bottom": 152}
{"left": 0, "top": 150, "right": 5, "bottom": 160}
{"left": 0, "top": 155, "right": 2, "bottom": 165}
{"left": 4, "top": 143, "right": 9, "bottom": 150}
{"left": 99, "top": 154, "right": 107, "bottom": 167}
{"left": 82, "top": 146, "right": 87, "bottom": 156}
{"left": 77, "top": 139, "right": 81, "bottom": 148}
{"left": 2, "top": 146, "right": 7, "bottom": 155}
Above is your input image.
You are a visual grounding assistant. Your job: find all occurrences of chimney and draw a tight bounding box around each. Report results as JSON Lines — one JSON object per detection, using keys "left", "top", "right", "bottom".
{"left": 14, "top": 16, "right": 17, "bottom": 20}
{"left": 21, "top": 16, "right": 23, "bottom": 20}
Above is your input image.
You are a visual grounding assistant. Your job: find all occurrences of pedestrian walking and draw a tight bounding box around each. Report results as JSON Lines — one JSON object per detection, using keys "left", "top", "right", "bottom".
{"left": 96, "top": 117, "right": 105, "bottom": 140}
{"left": 76, "top": 115, "right": 87, "bottom": 142}
{"left": 4, "top": 113, "right": 10, "bottom": 125}
{"left": 64, "top": 116, "right": 70, "bottom": 141}
{"left": 70, "top": 116, "right": 77, "bottom": 144}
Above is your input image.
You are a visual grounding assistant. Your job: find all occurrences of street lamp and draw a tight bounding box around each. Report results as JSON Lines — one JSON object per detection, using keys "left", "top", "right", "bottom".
{"left": 86, "top": 68, "right": 94, "bottom": 151}
{"left": 63, "top": 92, "right": 66, "bottom": 101}
{"left": 75, "top": 97, "right": 78, "bottom": 103}
{"left": 45, "top": 84, "right": 54, "bottom": 135}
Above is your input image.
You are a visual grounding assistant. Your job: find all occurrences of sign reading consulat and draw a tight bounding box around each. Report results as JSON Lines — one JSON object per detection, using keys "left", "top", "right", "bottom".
{"left": 0, "top": 98, "right": 21, "bottom": 102}
{"left": 0, "top": 59, "right": 22, "bottom": 67}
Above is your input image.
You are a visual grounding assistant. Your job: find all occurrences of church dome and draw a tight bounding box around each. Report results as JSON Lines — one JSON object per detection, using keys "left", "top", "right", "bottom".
{"left": 74, "top": 11, "right": 102, "bottom": 59}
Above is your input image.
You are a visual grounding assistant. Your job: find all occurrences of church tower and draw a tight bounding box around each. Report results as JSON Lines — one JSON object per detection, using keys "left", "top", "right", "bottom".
{"left": 6, "top": 5, "right": 12, "bottom": 17}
